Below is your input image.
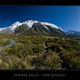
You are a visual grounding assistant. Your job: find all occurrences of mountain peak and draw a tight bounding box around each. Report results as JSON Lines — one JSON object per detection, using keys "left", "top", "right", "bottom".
{"left": 27, "top": 20, "right": 38, "bottom": 23}
{"left": 22, "top": 20, "right": 63, "bottom": 31}
{"left": 0, "top": 20, "right": 65, "bottom": 37}
{"left": 22, "top": 20, "right": 39, "bottom": 28}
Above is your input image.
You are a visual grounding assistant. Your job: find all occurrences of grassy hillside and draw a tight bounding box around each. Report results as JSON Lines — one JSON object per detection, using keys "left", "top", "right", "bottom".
{"left": 0, "top": 34, "right": 80, "bottom": 70}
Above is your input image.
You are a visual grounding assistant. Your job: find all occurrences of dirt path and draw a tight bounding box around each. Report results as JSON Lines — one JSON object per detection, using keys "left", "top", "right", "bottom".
{"left": 0, "top": 40, "right": 16, "bottom": 51}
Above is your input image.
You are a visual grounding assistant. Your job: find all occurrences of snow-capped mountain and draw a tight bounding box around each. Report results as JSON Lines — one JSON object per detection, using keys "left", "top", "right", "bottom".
{"left": 0, "top": 20, "right": 66, "bottom": 36}
{"left": 67, "top": 30, "right": 80, "bottom": 37}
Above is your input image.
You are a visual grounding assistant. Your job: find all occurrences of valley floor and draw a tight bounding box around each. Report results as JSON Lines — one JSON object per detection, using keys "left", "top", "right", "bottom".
{"left": 0, "top": 34, "right": 80, "bottom": 70}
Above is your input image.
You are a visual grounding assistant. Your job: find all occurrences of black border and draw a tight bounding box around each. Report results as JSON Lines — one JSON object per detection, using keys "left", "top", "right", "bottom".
{"left": 0, "top": 70, "right": 80, "bottom": 79}
{"left": 0, "top": 0, "right": 80, "bottom": 80}
{"left": 0, "top": 0, "right": 79, "bottom": 5}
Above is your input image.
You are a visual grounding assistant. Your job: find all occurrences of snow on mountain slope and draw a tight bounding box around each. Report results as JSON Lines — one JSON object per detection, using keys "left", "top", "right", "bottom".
{"left": 67, "top": 30, "right": 80, "bottom": 37}
{"left": 0, "top": 28, "right": 6, "bottom": 31}
{"left": 41, "top": 22, "right": 63, "bottom": 31}
{"left": 41, "top": 22, "right": 59, "bottom": 29}
{"left": 0, "top": 21, "right": 22, "bottom": 32}
{"left": 0, "top": 20, "right": 63, "bottom": 33}
{"left": 9, "top": 21, "right": 22, "bottom": 32}
{"left": 22, "top": 20, "right": 63, "bottom": 31}
{"left": 22, "top": 20, "right": 35, "bottom": 28}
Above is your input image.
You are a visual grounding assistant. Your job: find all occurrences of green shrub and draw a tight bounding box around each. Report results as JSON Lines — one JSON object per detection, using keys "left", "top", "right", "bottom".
{"left": 31, "top": 52, "right": 62, "bottom": 70}
{"left": 61, "top": 51, "right": 80, "bottom": 69}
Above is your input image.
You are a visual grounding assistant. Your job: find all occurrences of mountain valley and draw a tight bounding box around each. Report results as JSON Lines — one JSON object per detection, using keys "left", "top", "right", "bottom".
{"left": 0, "top": 20, "right": 80, "bottom": 70}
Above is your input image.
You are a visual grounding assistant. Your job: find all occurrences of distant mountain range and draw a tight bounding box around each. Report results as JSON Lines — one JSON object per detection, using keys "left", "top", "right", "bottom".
{"left": 0, "top": 20, "right": 66, "bottom": 37}
{"left": 67, "top": 30, "right": 80, "bottom": 37}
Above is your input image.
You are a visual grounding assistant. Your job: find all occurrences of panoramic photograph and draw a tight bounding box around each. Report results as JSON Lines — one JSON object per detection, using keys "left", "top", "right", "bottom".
{"left": 0, "top": 6, "right": 80, "bottom": 70}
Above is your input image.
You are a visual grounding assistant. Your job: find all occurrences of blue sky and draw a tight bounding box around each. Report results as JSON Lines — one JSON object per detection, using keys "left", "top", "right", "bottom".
{"left": 0, "top": 6, "right": 80, "bottom": 32}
